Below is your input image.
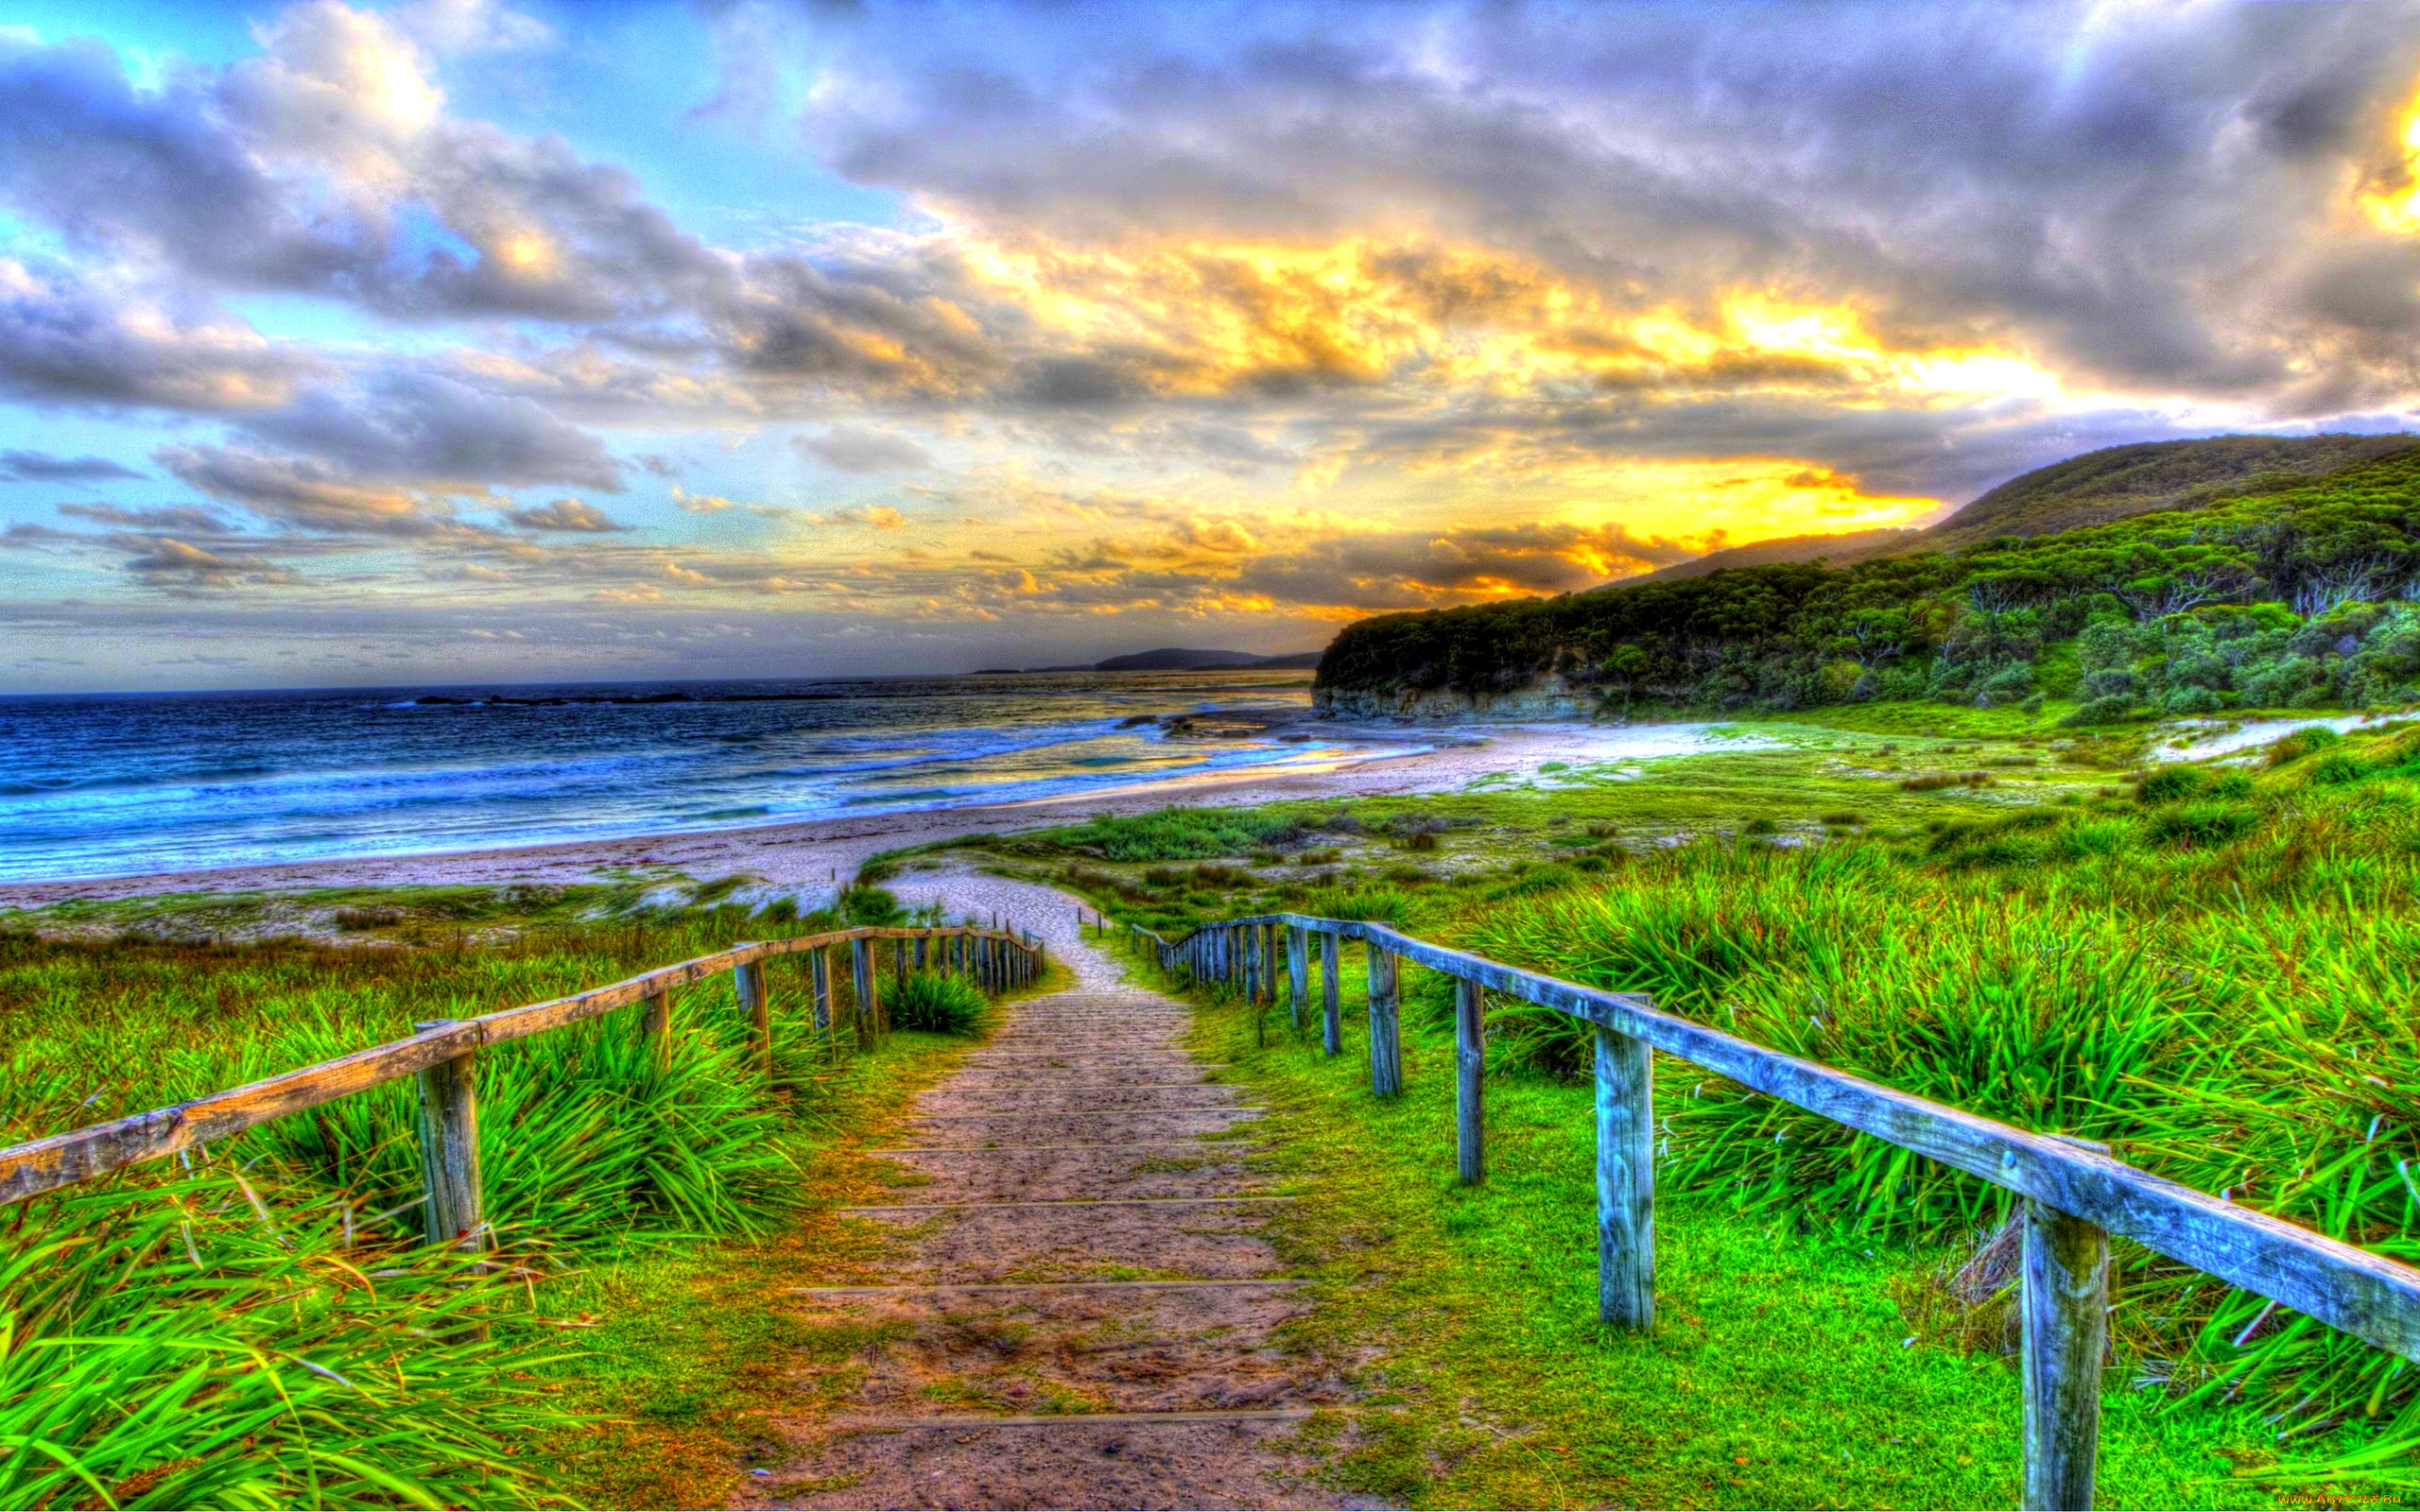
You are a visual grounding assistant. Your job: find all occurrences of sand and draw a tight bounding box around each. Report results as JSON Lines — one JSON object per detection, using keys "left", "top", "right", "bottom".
{"left": 0, "top": 720, "right": 1769, "bottom": 911}
{"left": 2147, "top": 711, "right": 2401, "bottom": 765}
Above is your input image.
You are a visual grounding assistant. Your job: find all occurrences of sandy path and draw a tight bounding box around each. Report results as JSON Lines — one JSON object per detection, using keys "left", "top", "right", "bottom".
{"left": 748, "top": 882, "right": 1363, "bottom": 1510}
{"left": 0, "top": 721, "right": 1761, "bottom": 910}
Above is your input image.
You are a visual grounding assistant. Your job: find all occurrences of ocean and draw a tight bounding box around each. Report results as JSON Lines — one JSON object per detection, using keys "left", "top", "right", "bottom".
{"left": 0, "top": 670, "right": 1409, "bottom": 884}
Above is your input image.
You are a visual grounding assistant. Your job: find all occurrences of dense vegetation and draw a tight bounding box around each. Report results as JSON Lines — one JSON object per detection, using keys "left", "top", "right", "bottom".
{"left": 1914, "top": 433, "right": 2417, "bottom": 552}
{"left": 0, "top": 884, "right": 1000, "bottom": 1508}
{"left": 997, "top": 719, "right": 2420, "bottom": 1496}
{"left": 1320, "top": 444, "right": 2420, "bottom": 719}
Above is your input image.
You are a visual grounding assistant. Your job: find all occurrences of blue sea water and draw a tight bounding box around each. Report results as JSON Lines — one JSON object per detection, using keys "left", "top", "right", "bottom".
{"left": 0, "top": 670, "right": 1396, "bottom": 884}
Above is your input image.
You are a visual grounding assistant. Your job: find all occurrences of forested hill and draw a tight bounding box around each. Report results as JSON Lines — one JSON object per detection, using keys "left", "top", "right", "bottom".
{"left": 1907, "top": 433, "right": 2417, "bottom": 554}
{"left": 1315, "top": 444, "right": 2420, "bottom": 721}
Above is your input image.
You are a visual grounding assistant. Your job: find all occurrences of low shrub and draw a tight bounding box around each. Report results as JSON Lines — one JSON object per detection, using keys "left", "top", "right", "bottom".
{"left": 2308, "top": 751, "right": 2373, "bottom": 785}
{"left": 2059, "top": 694, "right": 2144, "bottom": 727}
{"left": 2267, "top": 725, "right": 2345, "bottom": 765}
{"left": 840, "top": 885, "right": 904, "bottom": 925}
{"left": 2135, "top": 766, "right": 2206, "bottom": 804}
{"left": 2145, "top": 800, "right": 2261, "bottom": 848}
{"left": 1041, "top": 806, "right": 1302, "bottom": 861}
{"left": 1900, "top": 771, "right": 1993, "bottom": 791}
{"left": 1297, "top": 885, "right": 1415, "bottom": 924}
{"left": 887, "top": 970, "right": 992, "bottom": 1034}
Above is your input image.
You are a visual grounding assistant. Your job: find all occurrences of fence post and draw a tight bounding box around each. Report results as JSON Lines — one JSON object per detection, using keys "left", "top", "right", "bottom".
{"left": 1369, "top": 945, "right": 1402, "bottom": 1098}
{"left": 851, "top": 937, "right": 875, "bottom": 1048}
{"left": 810, "top": 947, "right": 832, "bottom": 1033}
{"left": 413, "top": 1021, "right": 486, "bottom": 1254}
{"left": 2023, "top": 1170, "right": 2111, "bottom": 1512}
{"left": 1321, "top": 932, "right": 1341, "bottom": 1057}
{"left": 734, "top": 957, "right": 771, "bottom": 1076}
{"left": 1456, "top": 975, "right": 1485, "bottom": 1186}
{"left": 1265, "top": 922, "right": 1282, "bottom": 1005}
{"left": 638, "top": 988, "right": 672, "bottom": 1073}
{"left": 1288, "top": 925, "right": 1307, "bottom": 1030}
{"left": 915, "top": 935, "right": 928, "bottom": 971}
{"left": 1596, "top": 1024, "right": 1654, "bottom": 1330}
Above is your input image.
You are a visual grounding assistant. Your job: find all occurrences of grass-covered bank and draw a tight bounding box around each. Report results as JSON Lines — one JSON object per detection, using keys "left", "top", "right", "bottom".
{"left": 946, "top": 715, "right": 2420, "bottom": 1499}
{"left": 1143, "top": 943, "right": 2276, "bottom": 1507}
{"left": 1317, "top": 444, "right": 2420, "bottom": 726}
{"left": 0, "top": 888, "right": 1028, "bottom": 1508}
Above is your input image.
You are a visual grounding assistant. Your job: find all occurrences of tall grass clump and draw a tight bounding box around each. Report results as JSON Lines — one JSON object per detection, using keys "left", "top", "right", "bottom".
{"left": 1448, "top": 817, "right": 2420, "bottom": 1486}
{"left": 1023, "top": 805, "right": 1303, "bottom": 862}
{"left": 3, "top": 1174, "right": 576, "bottom": 1509}
{"left": 0, "top": 898, "right": 1011, "bottom": 1505}
{"left": 886, "top": 970, "right": 991, "bottom": 1035}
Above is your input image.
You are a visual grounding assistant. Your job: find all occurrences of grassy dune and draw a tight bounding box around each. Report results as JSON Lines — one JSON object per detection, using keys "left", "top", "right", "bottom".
{"left": 977, "top": 712, "right": 2420, "bottom": 1500}
{"left": 0, "top": 888, "right": 1011, "bottom": 1508}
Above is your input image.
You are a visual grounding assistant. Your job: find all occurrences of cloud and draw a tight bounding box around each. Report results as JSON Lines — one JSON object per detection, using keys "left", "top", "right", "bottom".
{"left": 157, "top": 444, "right": 454, "bottom": 536}
{"left": 56, "top": 501, "right": 231, "bottom": 532}
{"left": 793, "top": 423, "right": 933, "bottom": 472}
{"left": 235, "top": 370, "right": 623, "bottom": 490}
{"left": 116, "top": 536, "right": 303, "bottom": 593}
{"left": 0, "top": 450, "right": 143, "bottom": 482}
{"left": 0, "top": 260, "right": 316, "bottom": 410}
{"left": 672, "top": 486, "right": 735, "bottom": 512}
{"left": 505, "top": 496, "right": 628, "bottom": 532}
{"left": 798, "top": 504, "right": 908, "bottom": 530}
{"left": 769, "top": 1, "right": 2420, "bottom": 410}
{"left": 393, "top": 0, "right": 553, "bottom": 55}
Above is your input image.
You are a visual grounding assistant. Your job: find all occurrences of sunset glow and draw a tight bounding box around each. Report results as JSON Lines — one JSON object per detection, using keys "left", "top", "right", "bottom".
{"left": 0, "top": 1, "right": 2415, "bottom": 689}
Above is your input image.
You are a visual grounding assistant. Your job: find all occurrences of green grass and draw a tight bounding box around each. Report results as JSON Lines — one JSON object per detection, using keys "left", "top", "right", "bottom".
{"left": 885, "top": 969, "right": 992, "bottom": 1034}
{"left": 0, "top": 888, "right": 1028, "bottom": 1508}
{"left": 995, "top": 804, "right": 1305, "bottom": 862}
{"left": 1153, "top": 945, "right": 2288, "bottom": 1508}
{"left": 1024, "top": 719, "right": 2420, "bottom": 1498}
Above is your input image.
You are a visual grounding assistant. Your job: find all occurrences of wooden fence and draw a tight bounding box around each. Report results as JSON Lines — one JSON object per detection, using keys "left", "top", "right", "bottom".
{"left": 0, "top": 922, "right": 1046, "bottom": 1249}
{"left": 1133, "top": 911, "right": 2420, "bottom": 1512}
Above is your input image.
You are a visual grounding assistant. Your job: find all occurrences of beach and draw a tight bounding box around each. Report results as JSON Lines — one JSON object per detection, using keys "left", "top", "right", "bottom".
{"left": 0, "top": 721, "right": 1761, "bottom": 910}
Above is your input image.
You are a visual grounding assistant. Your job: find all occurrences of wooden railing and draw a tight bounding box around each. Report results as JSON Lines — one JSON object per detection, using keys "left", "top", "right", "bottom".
{"left": 1132, "top": 911, "right": 2420, "bottom": 1512}
{"left": 0, "top": 922, "right": 1046, "bottom": 1247}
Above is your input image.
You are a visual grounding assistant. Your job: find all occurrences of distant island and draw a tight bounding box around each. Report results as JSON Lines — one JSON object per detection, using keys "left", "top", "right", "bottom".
{"left": 973, "top": 646, "right": 1324, "bottom": 674}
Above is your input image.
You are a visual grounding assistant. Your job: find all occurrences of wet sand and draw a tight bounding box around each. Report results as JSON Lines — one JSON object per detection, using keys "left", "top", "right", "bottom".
{"left": 0, "top": 721, "right": 1759, "bottom": 910}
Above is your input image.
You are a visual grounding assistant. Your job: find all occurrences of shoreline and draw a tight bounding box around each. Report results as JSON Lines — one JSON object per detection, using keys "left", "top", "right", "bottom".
{"left": 0, "top": 721, "right": 1755, "bottom": 910}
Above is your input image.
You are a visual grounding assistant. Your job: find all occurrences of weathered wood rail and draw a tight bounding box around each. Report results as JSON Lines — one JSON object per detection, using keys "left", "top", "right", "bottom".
{"left": 0, "top": 922, "right": 1046, "bottom": 1244}
{"left": 1132, "top": 911, "right": 2420, "bottom": 1512}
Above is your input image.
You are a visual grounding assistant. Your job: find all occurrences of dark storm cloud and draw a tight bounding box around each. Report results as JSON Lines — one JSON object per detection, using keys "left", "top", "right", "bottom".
{"left": 1039, "top": 516, "right": 1699, "bottom": 613}
{"left": 0, "top": 451, "right": 143, "bottom": 483}
{"left": 780, "top": 0, "right": 2420, "bottom": 405}
{"left": 1230, "top": 521, "right": 1698, "bottom": 608}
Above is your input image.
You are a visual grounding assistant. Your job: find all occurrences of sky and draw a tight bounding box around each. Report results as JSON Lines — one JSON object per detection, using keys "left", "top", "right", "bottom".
{"left": 5, "top": 1, "right": 2420, "bottom": 692}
